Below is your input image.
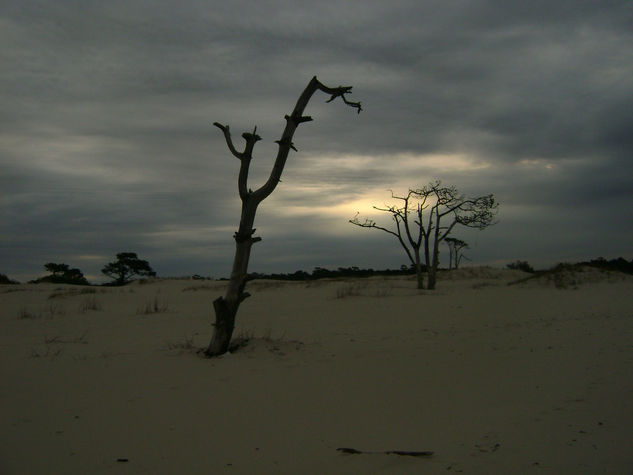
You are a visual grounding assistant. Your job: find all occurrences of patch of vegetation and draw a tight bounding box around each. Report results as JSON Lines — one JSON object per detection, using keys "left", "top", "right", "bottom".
{"left": 580, "top": 257, "right": 633, "bottom": 274}
{"left": 0, "top": 273, "right": 19, "bottom": 284}
{"left": 247, "top": 265, "right": 417, "bottom": 282}
{"left": 78, "top": 295, "right": 102, "bottom": 313}
{"left": 30, "top": 346, "right": 63, "bottom": 358}
{"left": 165, "top": 336, "right": 195, "bottom": 351}
{"left": 508, "top": 257, "right": 633, "bottom": 288}
{"left": 136, "top": 295, "right": 169, "bottom": 314}
{"left": 335, "top": 283, "right": 365, "bottom": 299}
{"left": 182, "top": 284, "right": 215, "bottom": 292}
{"left": 30, "top": 263, "right": 90, "bottom": 285}
{"left": 506, "top": 260, "right": 535, "bottom": 273}
{"left": 47, "top": 303, "right": 66, "bottom": 316}
{"left": 48, "top": 288, "right": 96, "bottom": 300}
{"left": 17, "top": 307, "right": 42, "bottom": 319}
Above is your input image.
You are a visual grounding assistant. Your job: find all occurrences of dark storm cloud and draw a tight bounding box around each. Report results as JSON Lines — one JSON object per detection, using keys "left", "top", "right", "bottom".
{"left": 2, "top": 0, "right": 632, "bottom": 281}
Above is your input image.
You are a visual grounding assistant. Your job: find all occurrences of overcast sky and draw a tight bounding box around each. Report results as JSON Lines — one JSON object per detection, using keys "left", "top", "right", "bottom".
{"left": 2, "top": 0, "right": 632, "bottom": 282}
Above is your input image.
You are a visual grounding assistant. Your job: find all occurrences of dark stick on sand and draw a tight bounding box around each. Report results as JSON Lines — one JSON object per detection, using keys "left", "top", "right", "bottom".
{"left": 337, "top": 447, "right": 434, "bottom": 457}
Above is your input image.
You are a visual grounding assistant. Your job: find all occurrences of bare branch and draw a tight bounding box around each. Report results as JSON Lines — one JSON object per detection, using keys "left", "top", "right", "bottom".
{"left": 318, "top": 83, "right": 363, "bottom": 113}
{"left": 350, "top": 213, "right": 416, "bottom": 266}
{"left": 349, "top": 213, "right": 400, "bottom": 239}
{"left": 253, "top": 76, "right": 362, "bottom": 204}
{"left": 213, "top": 122, "right": 243, "bottom": 159}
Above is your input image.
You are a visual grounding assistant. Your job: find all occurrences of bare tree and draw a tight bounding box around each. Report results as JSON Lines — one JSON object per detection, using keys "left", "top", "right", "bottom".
{"left": 350, "top": 181, "right": 497, "bottom": 290}
{"left": 205, "top": 77, "right": 362, "bottom": 357}
{"left": 445, "top": 237, "right": 469, "bottom": 270}
{"left": 350, "top": 190, "right": 427, "bottom": 289}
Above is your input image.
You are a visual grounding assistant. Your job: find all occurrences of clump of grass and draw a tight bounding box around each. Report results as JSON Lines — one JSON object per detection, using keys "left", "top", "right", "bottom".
{"left": 48, "top": 288, "right": 96, "bottom": 300}
{"left": 247, "top": 281, "right": 286, "bottom": 291}
{"left": 137, "top": 278, "right": 156, "bottom": 285}
{"left": 48, "top": 303, "right": 66, "bottom": 316}
{"left": 137, "top": 295, "right": 169, "bottom": 314}
{"left": 235, "top": 328, "right": 255, "bottom": 341}
{"left": 30, "top": 346, "right": 63, "bottom": 358}
{"left": 165, "top": 336, "right": 195, "bottom": 351}
{"left": 18, "top": 303, "right": 67, "bottom": 319}
{"left": 182, "top": 285, "right": 214, "bottom": 292}
{"left": 472, "top": 282, "right": 494, "bottom": 289}
{"left": 78, "top": 295, "right": 101, "bottom": 313}
{"left": 335, "top": 283, "right": 364, "bottom": 299}
{"left": 371, "top": 287, "right": 393, "bottom": 297}
{"left": 304, "top": 280, "right": 324, "bottom": 288}
{"left": 17, "top": 307, "right": 41, "bottom": 319}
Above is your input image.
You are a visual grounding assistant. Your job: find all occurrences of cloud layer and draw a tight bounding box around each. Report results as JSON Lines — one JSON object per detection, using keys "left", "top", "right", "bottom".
{"left": 2, "top": 1, "right": 632, "bottom": 281}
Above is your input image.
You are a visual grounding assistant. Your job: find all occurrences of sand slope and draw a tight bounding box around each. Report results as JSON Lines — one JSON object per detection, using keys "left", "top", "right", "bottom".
{"left": 2, "top": 269, "right": 632, "bottom": 473}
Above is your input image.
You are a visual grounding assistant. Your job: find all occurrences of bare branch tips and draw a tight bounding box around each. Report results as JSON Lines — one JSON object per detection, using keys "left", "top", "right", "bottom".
{"left": 213, "top": 122, "right": 262, "bottom": 161}
{"left": 315, "top": 79, "right": 363, "bottom": 113}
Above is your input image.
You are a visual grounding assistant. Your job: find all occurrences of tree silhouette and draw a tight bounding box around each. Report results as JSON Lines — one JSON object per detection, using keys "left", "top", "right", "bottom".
{"left": 445, "top": 237, "right": 469, "bottom": 270}
{"left": 205, "top": 76, "right": 361, "bottom": 357}
{"left": 0, "top": 273, "right": 19, "bottom": 285}
{"left": 350, "top": 181, "right": 497, "bottom": 289}
{"left": 101, "top": 252, "right": 155, "bottom": 285}
{"left": 33, "top": 262, "right": 89, "bottom": 285}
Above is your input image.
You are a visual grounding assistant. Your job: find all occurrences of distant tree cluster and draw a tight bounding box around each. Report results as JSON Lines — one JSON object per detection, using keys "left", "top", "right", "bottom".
{"left": 505, "top": 257, "right": 633, "bottom": 275}
{"left": 13, "top": 252, "right": 156, "bottom": 286}
{"left": 0, "top": 273, "right": 19, "bottom": 285}
{"left": 506, "top": 260, "right": 535, "bottom": 273}
{"left": 30, "top": 263, "right": 89, "bottom": 285}
{"left": 247, "top": 265, "right": 417, "bottom": 282}
{"left": 579, "top": 257, "right": 633, "bottom": 275}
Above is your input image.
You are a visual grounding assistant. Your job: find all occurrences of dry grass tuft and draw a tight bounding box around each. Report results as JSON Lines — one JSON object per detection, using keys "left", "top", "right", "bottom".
{"left": 48, "top": 288, "right": 96, "bottom": 300}
{"left": 30, "top": 346, "right": 63, "bottom": 358}
{"left": 165, "top": 336, "right": 195, "bottom": 351}
{"left": 137, "top": 295, "right": 169, "bottom": 314}
{"left": 78, "top": 295, "right": 101, "bottom": 313}
{"left": 17, "top": 307, "right": 42, "bottom": 319}
{"left": 335, "top": 283, "right": 365, "bottom": 299}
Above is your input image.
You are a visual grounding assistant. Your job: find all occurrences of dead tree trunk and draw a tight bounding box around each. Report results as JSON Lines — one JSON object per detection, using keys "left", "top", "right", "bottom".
{"left": 205, "top": 76, "right": 361, "bottom": 357}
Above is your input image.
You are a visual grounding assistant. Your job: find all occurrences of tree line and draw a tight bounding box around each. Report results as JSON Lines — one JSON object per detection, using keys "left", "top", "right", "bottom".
{"left": 507, "top": 257, "right": 633, "bottom": 275}
{"left": 246, "top": 265, "right": 418, "bottom": 281}
{"left": 0, "top": 252, "right": 156, "bottom": 286}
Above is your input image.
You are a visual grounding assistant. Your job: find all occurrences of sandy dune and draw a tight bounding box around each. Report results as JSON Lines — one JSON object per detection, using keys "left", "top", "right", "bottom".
{"left": 2, "top": 268, "right": 632, "bottom": 473}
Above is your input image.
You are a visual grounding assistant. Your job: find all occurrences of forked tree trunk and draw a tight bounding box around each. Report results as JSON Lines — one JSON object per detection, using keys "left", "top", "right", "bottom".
{"left": 427, "top": 216, "right": 441, "bottom": 290}
{"left": 204, "top": 77, "right": 361, "bottom": 357}
{"left": 414, "top": 254, "right": 424, "bottom": 290}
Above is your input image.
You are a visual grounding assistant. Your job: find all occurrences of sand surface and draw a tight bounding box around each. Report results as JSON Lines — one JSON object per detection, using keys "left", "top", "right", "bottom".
{"left": 2, "top": 268, "right": 632, "bottom": 474}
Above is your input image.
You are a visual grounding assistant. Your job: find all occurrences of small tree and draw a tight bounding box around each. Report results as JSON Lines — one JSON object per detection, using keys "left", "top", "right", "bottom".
{"left": 101, "top": 252, "right": 156, "bottom": 285}
{"left": 0, "top": 273, "right": 19, "bottom": 285}
{"left": 445, "top": 238, "right": 469, "bottom": 270}
{"left": 44, "top": 263, "right": 70, "bottom": 278}
{"left": 350, "top": 181, "right": 498, "bottom": 289}
{"left": 34, "top": 262, "right": 89, "bottom": 285}
{"left": 205, "top": 76, "right": 361, "bottom": 357}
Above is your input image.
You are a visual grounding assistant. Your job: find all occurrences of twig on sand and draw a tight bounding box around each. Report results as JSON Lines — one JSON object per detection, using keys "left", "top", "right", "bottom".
{"left": 337, "top": 447, "right": 434, "bottom": 457}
